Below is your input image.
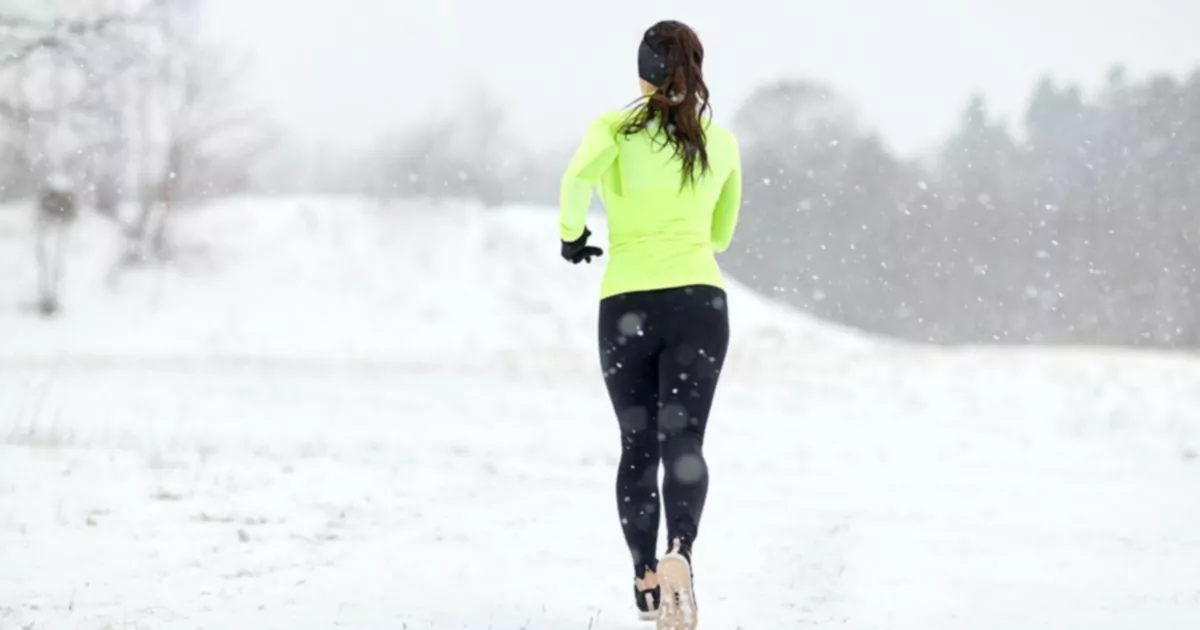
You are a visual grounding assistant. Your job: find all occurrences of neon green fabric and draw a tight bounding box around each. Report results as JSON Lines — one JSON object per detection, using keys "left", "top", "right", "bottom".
{"left": 559, "top": 107, "right": 742, "bottom": 299}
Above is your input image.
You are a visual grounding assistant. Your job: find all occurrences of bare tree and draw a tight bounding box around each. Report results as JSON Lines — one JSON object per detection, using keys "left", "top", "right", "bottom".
{"left": 33, "top": 174, "right": 76, "bottom": 315}
{"left": 1, "top": 0, "right": 273, "bottom": 311}
{"left": 0, "top": 0, "right": 153, "bottom": 315}
{"left": 115, "top": 0, "right": 275, "bottom": 266}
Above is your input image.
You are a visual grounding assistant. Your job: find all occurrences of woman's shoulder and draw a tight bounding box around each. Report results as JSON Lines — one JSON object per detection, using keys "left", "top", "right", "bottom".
{"left": 574, "top": 109, "right": 630, "bottom": 140}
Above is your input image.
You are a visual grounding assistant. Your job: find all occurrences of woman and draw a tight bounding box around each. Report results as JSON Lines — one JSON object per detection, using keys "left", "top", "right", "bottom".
{"left": 558, "top": 19, "right": 741, "bottom": 630}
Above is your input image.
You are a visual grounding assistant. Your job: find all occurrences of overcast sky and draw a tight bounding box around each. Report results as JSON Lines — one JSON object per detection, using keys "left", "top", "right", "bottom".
{"left": 203, "top": 0, "right": 1200, "bottom": 158}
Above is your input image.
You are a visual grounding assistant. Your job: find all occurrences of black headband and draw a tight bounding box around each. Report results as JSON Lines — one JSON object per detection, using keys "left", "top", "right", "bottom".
{"left": 638, "top": 35, "right": 669, "bottom": 87}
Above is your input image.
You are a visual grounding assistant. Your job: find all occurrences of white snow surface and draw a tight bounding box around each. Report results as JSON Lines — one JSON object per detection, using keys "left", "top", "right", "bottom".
{"left": 2, "top": 196, "right": 1200, "bottom": 629}
{"left": 0, "top": 196, "right": 873, "bottom": 365}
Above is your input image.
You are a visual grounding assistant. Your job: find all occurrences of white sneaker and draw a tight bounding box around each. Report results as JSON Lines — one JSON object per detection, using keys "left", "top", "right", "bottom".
{"left": 655, "top": 538, "right": 697, "bottom": 630}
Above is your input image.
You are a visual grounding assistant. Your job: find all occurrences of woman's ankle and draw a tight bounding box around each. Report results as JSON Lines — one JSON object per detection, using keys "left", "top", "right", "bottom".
{"left": 634, "top": 569, "right": 658, "bottom": 591}
{"left": 669, "top": 537, "right": 693, "bottom": 562}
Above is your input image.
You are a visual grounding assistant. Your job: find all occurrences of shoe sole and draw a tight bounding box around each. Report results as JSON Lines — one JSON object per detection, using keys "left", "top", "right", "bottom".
{"left": 655, "top": 553, "right": 697, "bottom": 630}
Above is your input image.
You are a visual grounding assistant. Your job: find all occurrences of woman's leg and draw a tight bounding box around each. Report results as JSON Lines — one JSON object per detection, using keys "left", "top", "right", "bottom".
{"left": 599, "top": 295, "right": 665, "bottom": 577}
{"left": 657, "top": 286, "right": 730, "bottom": 553}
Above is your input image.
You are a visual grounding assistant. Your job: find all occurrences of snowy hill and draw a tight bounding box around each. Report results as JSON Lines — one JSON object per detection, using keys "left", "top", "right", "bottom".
{"left": 2, "top": 196, "right": 1200, "bottom": 630}
{"left": 0, "top": 196, "right": 875, "bottom": 369}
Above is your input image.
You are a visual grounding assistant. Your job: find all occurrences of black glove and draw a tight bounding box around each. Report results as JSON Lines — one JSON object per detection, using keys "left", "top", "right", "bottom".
{"left": 561, "top": 227, "right": 604, "bottom": 264}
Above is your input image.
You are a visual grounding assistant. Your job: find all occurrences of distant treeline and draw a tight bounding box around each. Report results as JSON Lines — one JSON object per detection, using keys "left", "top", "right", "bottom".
{"left": 271, "top": 66, "right": 1200, "bottom": 349}
{"left": 726, "top": 67, "right": 1200, "bottom": 348}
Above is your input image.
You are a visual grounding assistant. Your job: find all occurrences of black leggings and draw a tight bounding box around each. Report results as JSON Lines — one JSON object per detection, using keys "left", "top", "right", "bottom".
{"left": 598, "top": 284, "right": 730, "bottom": 576}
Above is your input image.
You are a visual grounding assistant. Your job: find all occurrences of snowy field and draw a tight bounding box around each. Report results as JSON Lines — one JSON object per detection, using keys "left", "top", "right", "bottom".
{"left": 2, "top": 197, "right": 1200, "bottom": 630}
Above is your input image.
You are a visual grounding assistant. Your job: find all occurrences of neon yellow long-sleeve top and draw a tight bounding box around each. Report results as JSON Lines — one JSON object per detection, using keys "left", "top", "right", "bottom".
{"left": 559, "top": 107, "right": 742, "bottom": 300}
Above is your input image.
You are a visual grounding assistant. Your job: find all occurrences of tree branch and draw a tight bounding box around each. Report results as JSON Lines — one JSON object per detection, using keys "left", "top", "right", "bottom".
{"left": 0, "top": 0, "right": 170, "bottom": 66}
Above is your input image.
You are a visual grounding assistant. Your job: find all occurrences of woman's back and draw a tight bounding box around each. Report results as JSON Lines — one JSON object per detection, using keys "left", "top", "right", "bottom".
{"left": 560, "top": 108, "right": 742, "bottom": 299}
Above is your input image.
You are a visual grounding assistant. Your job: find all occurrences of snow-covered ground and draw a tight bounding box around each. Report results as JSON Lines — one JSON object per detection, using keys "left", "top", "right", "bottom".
{"left": 2, "top": 197, "right": 1199, "bottom": 629}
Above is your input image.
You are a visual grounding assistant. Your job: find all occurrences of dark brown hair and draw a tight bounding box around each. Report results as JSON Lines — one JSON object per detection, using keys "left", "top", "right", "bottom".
{"left": 620, "top": 20, "right": 712, "bottom": 188}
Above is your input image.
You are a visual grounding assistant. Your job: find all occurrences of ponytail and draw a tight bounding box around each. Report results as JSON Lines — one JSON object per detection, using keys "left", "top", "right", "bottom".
{"left": 619, "top": 21, "right": 712, "bottom": 189}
